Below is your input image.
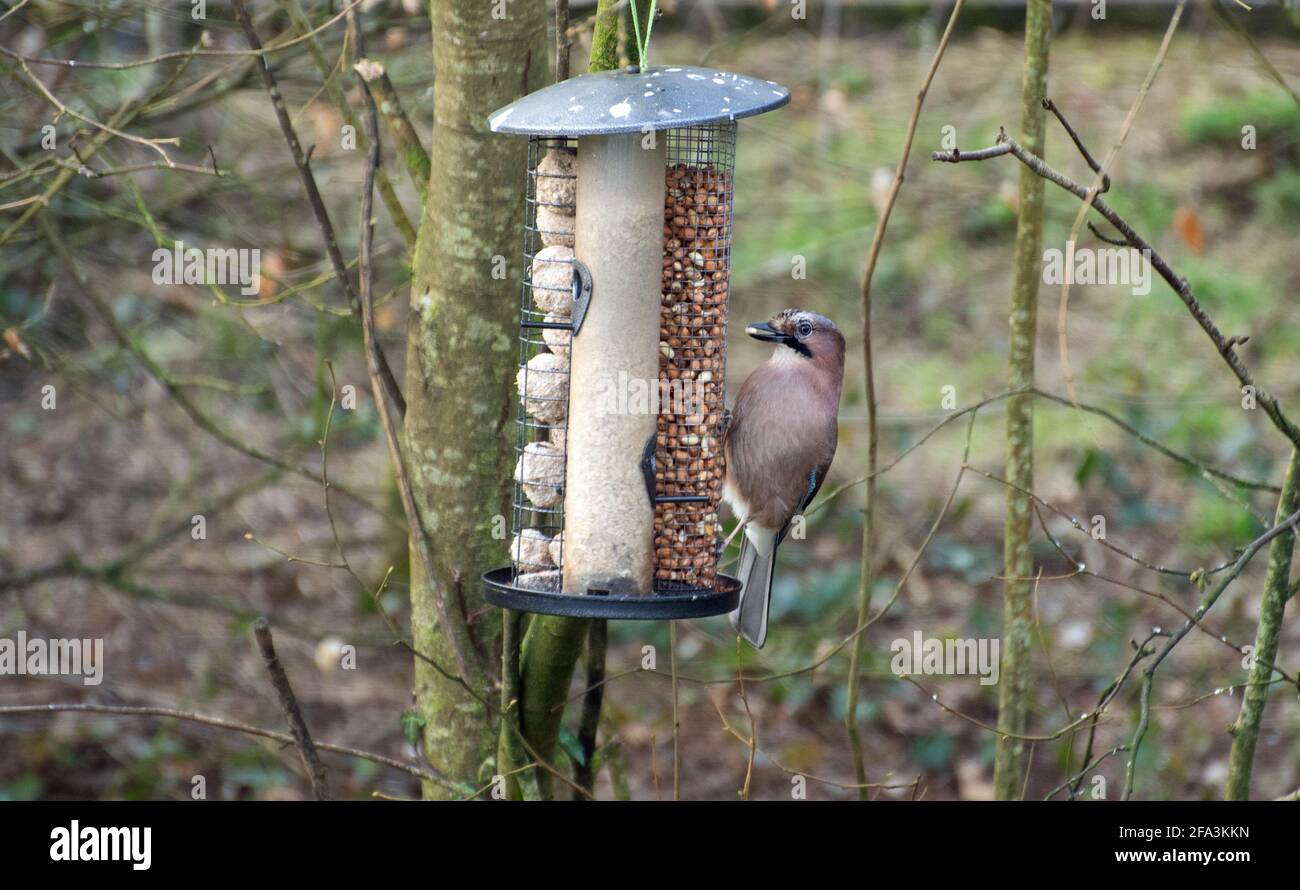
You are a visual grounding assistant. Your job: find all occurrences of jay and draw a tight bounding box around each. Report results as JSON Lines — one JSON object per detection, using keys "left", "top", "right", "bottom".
{"left": 723, "top": 308, "right": 845, "bottom": 648}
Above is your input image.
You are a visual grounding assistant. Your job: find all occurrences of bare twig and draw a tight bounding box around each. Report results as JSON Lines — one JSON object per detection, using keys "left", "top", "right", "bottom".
{"left": 0, "top": 0, "right": 367, "bottom": 70}
{"left": 1124, "top": 503, "right": 1300, "bottom": 798}
{"left": 555, "top": 0, "right": 572, "bottom": 81}
{"left": 1208, "top": 0, "right": 1300, "bottom": 108}
{"left": 1063, "top": 629, "right": 1163, "bottom": 799}
{"left": 252, "top": 618, "right": 332, "bottom": 800}
{"left": 5, "top": 55, "right": 180, "bottom": 163}
{"left": 277, "top": 0, "right": 418, "bottom": 248}
{"left": 1046, "top": 746, "right": 1129, "bottom": 800}
{"left": 735, "top": 638, "right": 757, "bottom": 800}
{"left": 355, "top": 59, "right": 430, "bottom": 204}
{"left": 813, "top": 387, "right": 1279, "bottom": 513}
{"left": 933, "top": 129, "right": 1300, "bottom": 450}
{"left": 1041, "top": 98, "right": 1109, "bottom": 193}
{"left": 904, "top": 676, "right": 1117, "bottom": 743}
{"left": 351, "top": 22, "right": 480, "bottom": 685}
{"left": 847, "top": 0, "right": 966, "bottom": 800}
{"left": 0, "top": 58, "right": 197, "bottom": 248}
{"left": 966, "top": 464, "right": 1239, "bottom": 579}
{"left": 230, "top": 0, "right": 406, "bottom": 419}
{"left": 33, "top": 214, "right": 391, "bottom": 520}
{"left": 710, "top": 695, "right": 919, "bottom": 796}
{"left": 0, "top": 0, "right": 30, "bottom": 26}
{"left": 57, "top": 158, "right": 223, "bottom": 179}
{"left": 1055, "top": 0, "right": 1188, "bottom": 406}
{"left": 1026, "top": 503, "right": 1297, "bottom": 684}
{"left": 0, "top": 703, "right": 456, "bottom": 791}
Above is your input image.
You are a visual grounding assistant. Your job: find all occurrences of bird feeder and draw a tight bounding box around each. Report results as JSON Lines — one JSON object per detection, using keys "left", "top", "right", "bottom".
{"left": 482, "top": 65, "right": 789, "bottom": 620}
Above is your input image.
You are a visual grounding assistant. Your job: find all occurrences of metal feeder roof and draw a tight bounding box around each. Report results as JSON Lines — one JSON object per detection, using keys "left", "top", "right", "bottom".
{"left": 488, "top": 65, "right": 789, "bottom": 136}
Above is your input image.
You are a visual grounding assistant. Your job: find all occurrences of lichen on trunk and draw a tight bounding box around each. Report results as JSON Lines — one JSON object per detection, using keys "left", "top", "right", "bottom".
{"left": 1224, "top": 449, "right": 1300, "bottom": 800}
{"left": 406, "top": 0, "right": 547, "bottom": 798}
{"left": 993, "top": 0, "right": 1052, "bottom": 801}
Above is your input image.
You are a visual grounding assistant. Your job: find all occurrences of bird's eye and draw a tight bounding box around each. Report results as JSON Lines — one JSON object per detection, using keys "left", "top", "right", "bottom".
{"left": 797, "top": 321, "right": 813, "bottom": 338}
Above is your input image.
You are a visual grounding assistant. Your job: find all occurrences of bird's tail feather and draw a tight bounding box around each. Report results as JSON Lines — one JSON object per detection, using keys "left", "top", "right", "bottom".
{"left": 730, "top": 534, "right": 776, "bottom": 648}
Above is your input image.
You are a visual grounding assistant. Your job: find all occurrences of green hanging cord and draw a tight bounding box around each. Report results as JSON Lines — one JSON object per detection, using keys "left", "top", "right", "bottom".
{"left": 629, "top": 0, "right": 644, "bottom": 69}
{"left": 628, "top": 0, "right": 658, "bottom": 70}
{"left": 641, "top": 0, "right": 656, "bottom": 68}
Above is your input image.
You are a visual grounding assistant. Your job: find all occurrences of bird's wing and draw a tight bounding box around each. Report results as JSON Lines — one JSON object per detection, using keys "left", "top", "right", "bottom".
{"left": 776, "top": 462, "right": 829, "bottom": 546}
{"left": 800, "top": 462, "right": 829, "bottom": 513}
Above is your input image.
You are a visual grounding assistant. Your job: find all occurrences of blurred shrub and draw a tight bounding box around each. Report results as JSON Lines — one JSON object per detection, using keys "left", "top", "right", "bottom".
{"left": 957, "top": 193, "right": 1017, "bottom": 242}
{"left": 1188, "top": 488, "right": 1260, "bottom": 550}
{"left": 1254, "top": 168, "right": 1300, "bottom": 223}
{"left": 1182, "top": 256, "right": 1271, "bottom": 330}
{"left": 1179, "top": 91, "right": 1300, "bottom": 148}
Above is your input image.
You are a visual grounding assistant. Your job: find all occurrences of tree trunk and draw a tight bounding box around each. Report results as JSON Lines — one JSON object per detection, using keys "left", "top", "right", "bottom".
{"left": 1224, "top": 449, "right": 1300, "bottom": 799}
{"left": 406, "top": 0, "right": 547, "bottom": 798}
{"left": 589, "top": 0, "right": 620, "bottom": 73}
{"left": 993, "top": 0, "right": 1052, "bottom": 801}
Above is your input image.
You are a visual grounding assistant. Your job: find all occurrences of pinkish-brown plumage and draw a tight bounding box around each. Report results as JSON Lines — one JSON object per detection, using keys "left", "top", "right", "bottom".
{"left": 722, "top": 309, "right": 845, "bottom": 647}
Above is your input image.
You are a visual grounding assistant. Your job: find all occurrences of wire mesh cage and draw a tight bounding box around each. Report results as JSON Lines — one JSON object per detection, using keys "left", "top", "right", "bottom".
{"left": 654, "top": 122, "right": 736, "bottom": 591}
{"left": 508, "top": 136, "right": 577, "bottom": 592}
{"left": 484, "top": 66, "right": 788, "bottom": 619}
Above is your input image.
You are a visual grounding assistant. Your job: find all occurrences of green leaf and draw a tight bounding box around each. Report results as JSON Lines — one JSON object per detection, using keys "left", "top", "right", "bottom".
{"left": 1074, "top": 448, "right": 1101, "bottom": 487}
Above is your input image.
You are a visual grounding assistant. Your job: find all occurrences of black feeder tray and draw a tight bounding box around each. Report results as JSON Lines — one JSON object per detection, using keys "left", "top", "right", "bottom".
{"left": 483, "top": 65, "right": 788, "bottom": 621}
{"left": 483, "top": 568, "right": 741, "bottom": 620}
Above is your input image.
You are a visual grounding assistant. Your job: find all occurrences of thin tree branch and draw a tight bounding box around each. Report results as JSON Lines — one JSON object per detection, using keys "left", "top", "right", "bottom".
{"left": 933, "top": 128, "right": 1300, "bottom": 450}
{"left": 847, "top": 0, "right": 966, "bottom": 799}
{"left": 351, "top": 17, "right": 481, "bottom": 684}
{"left": 277, "top": 0, "right": 418, "bottom": 249}
{"left": 1055, "top": 0, "right": 1187, "bottom": 406}
{"left": 1224, "top": 450, "right": 1300, "bottom": 799}
{"left": 0, "top": 0, "right": 367, "bottom": 70}
{"left": 0, "top": 702, "right": 456, "bottom": 791}
{"left": 354, "top": 59, "right": 430, "bottom": 204}
{"left": 1041, "top": 97, "right": 1109, "bottom": 193}
{"left": 0, "top": 50, "right": 200, "bottom": 248}
{"left": 253, "top": 618, "right": 332, "bottom": 800}
{"left": 555, "top": 0, "right": 572, "bottom": 81}
{"left": 1124, "top": 502, "right": 1300, "bottom": 798}
{"left": 33, "top": 215, "right": 393, "bottom": 520}
{"left": 1030, "top": 388, "right": 1280, "bottom": 493}
{"left": 1208, "top": 0, "right": 1300, "bottom": 108}
{"left": 4, "top": 55, "right": 180, "bottom": 163}
{"left": 230, "top": 0, "right": 406, "bottom": 420}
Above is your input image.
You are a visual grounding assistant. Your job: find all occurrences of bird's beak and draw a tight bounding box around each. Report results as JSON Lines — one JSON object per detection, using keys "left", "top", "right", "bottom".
{"left": 746, "top": 321, "right": 792, "bottom": 344}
